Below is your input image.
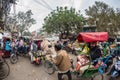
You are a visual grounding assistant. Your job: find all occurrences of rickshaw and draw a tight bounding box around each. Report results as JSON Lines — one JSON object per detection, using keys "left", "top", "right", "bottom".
{"left": 44, "top": 32, "right": 113, "bottom": 80}
{"left": 75, "top": 32, "right": 114, "bottom": 80}
{"left": 33, "top": 39, "right": 43, "bottom": 50}
{"left": 10, "top": 37, "right": 31, "bottom": 64}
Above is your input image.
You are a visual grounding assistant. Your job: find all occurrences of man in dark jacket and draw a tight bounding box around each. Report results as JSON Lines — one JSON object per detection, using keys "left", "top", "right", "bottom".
{"left": 89, "top": 42, "right": 101, "bottom": 61}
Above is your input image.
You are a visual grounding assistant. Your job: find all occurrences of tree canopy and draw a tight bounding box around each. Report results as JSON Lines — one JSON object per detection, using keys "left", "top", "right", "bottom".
{"left": 85, "top": 1, "right": 120, "bottom": 37}
{"left": 7, "top": 10, "right": 36, "bottom": 36}
{"left": 16, "top": 10, "right": 36, "bottom": 36}
{"left": 43, "top": 6, "right": 84, "bottom": 35}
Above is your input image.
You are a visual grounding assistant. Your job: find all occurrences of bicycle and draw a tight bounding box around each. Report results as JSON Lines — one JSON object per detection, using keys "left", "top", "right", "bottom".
{"left": 0, "top": 56, "right": 10, "bottom": 80}
{"left": 44, "top": 55, "right": 108, "bottom": 80}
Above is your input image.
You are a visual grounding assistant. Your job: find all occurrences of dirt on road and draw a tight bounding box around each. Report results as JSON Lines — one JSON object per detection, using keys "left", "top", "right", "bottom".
{"left": 3, "top": 54, "right": 119, "bottom": 80}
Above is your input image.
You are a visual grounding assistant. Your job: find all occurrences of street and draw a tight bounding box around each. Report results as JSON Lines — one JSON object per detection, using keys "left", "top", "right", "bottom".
{"left": 4, "top": 56, "right": 57, "bottom": 80}
{"left": 3, "top": 53, "right": 78, "bottom": 80}
{"left": 2, "top": 54, "right": 117, "bottom": 80}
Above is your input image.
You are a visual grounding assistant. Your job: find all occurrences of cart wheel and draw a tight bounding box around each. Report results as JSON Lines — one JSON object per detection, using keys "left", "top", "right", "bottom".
{"left": 44, "top": 60, "right": 55, "bottom": 75}
{"left": 0, "top": 59, "right": 10, "bottom": 79}
{"left": 10, "top": 54, "right": 18, "bottom": 64}
{"left": 91, "top": 73, "right": 103, "bottom": 80}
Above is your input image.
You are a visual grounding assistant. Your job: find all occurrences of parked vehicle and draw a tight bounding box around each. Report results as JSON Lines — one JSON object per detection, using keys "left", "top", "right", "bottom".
{"left": 29, "top": 51, "right": 46, "bottom": 65}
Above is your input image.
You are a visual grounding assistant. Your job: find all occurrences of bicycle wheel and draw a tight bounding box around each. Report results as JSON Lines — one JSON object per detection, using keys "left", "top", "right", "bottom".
{"left": 0, "top": 59, "right": 10, "bottom": 79}
{"left": 91, "top": 73, "right": 103, "bottom": 80}
{"left": 10, "top": 54, "right": 18, "bottom": 64}
{"left": 44, "top": 60, "right": 55, "bottom": 75}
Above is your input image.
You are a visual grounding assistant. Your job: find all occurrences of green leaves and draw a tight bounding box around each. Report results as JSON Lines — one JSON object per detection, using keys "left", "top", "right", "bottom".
{"left": 85, "top": 1, "right": 120, "bottom": 37}
{"left": 6, "top": 10, "right": 36, "bottom": 36}
{"left": 43, "top": 6, "right": 84, "bottom": 35}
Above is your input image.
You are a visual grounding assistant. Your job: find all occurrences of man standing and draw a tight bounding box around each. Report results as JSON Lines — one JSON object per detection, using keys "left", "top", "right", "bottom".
{"left": 51, "top": 44, "right": 72, "bottom": 80}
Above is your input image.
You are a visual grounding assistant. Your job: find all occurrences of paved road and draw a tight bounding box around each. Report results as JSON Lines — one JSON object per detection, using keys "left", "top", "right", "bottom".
{"left": 3, "top": 54, "right": 119, "bottom": 80}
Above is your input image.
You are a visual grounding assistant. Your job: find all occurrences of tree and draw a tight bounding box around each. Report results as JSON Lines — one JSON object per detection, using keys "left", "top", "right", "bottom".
{"left": 85, "top": 1, "right": 119, "bottom": 37}
{"left": 43, "top": 6, "right": 84, "bottom": 37}
{"left": 6, "top": 10, "right": 36, "bottom": 36}
{"left": 5, "top": 15, "right": 17, "bottom": 32}
{"left": 0, "top": 0, "right": 16, "bottom": 31}
{"left": 16, "top": 10, "right": 36, "bottom": 36}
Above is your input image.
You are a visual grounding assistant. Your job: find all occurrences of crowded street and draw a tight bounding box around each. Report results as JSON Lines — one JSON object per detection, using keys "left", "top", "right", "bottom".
{"left": 0, "top": 0, "right": 120, "bottom": 80}
{"left": 3, "top": 55, "right": 115, "bottom": 80}
{"left": 4, "top": 54, "right": 75, "bottom": 80}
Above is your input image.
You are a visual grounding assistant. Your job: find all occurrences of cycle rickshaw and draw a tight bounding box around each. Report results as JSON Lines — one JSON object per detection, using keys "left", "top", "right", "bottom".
{"left": 44, "top": 32, "right": 112, "bottom": 80}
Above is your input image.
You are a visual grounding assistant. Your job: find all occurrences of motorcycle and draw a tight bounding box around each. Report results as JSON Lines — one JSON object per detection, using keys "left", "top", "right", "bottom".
{"left": 10, "top": 45, "right": 30, "bottom": 64}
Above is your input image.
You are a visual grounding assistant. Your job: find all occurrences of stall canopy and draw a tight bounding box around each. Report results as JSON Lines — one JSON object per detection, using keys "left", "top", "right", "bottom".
{"left": 77, "top": 32, "right": 108, "bottom": 42}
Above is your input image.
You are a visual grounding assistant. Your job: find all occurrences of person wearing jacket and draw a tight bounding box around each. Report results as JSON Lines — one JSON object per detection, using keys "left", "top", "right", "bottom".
{"left": 51, "top": 44, "right": 72, "bottom": 80}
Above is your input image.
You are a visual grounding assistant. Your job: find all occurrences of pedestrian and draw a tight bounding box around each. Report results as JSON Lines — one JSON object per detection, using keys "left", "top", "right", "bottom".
{"left": 51, "top": 43, "right": 72, "bottom": 80}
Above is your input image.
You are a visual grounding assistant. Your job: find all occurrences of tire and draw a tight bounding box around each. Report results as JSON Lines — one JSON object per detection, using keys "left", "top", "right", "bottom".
{"left": 91, "top": 73, "right": 103, "bottom": 80}
{"left": 10, "top": 54, "right": 18, "bottom": 64}
{"left": 44, "top": 60, "right": 55, "bottom": 75}
{"left": 0, "top": 59, "right": 10, "bottom": 79}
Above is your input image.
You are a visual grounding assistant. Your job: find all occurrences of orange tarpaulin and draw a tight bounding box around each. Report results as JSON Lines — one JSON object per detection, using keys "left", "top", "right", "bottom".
{"left": 77, "top": 32, "right": 108, "bottom": 42}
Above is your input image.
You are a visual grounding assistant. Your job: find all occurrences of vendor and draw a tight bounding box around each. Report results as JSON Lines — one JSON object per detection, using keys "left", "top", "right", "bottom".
{"left": 89, "top": 42, "right": 101, "bottom": 61}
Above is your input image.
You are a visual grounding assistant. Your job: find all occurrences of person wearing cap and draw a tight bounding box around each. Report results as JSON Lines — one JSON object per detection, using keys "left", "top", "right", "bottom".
{"left": 51, "top": 44, "right": 72, "bottom": 80}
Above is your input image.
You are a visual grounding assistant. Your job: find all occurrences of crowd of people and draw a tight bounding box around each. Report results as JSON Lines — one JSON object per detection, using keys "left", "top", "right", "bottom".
{"left": 0, "top": 35, "right": 120, "bottom": 80}
{"left": 0, "top": 37, "right": 30, "bottom": 55}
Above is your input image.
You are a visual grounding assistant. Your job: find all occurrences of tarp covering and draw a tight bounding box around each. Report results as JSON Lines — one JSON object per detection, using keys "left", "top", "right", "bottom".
{"left": 77, "top": 32, "right": 108, "bottom": 42}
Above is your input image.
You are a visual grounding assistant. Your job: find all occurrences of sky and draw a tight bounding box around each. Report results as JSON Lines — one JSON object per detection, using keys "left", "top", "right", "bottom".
{"left": 10, "top": 0, "right": 120, "bottom": 32}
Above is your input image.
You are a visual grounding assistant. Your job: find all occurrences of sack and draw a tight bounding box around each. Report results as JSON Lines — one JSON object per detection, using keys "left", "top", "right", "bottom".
{"left": 81, "top": 45, "right": 90, "bottom": 54}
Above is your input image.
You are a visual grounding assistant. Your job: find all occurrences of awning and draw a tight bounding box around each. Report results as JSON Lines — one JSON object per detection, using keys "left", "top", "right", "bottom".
{"left": 77, "top": 32, "right": 108, "bottom": 42}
